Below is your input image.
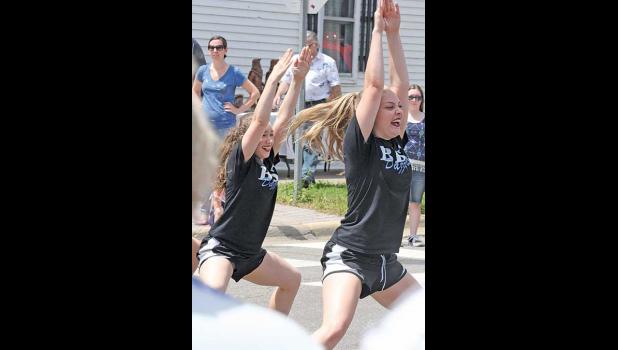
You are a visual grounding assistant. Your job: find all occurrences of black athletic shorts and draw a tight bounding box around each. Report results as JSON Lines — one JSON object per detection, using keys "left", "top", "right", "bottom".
{"left": 321, "top": 240, "right": 407, "bottom": 299}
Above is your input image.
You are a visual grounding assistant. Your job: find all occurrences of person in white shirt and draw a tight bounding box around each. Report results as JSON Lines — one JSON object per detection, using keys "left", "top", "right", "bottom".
{"left": 273, "top": 31, "right": 341, "bottom": 187}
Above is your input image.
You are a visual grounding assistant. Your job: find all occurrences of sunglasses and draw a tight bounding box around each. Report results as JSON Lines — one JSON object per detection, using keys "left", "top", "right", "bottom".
{"left": 208, "top": 45, "right": 225, "bottom": 51}
{"left": 408, "top": 95, "right": 423, "bottom": 101}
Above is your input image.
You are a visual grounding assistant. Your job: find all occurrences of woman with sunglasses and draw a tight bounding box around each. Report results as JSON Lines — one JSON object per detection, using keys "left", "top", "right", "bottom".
{"left": 405, "top": 84, "right": 425, "bottom": 247}
{"left": 192, "top": 35, "right": 261, "bottom": 138}
{"left": 192, "top": 35, "right": 261, "bottom": 225}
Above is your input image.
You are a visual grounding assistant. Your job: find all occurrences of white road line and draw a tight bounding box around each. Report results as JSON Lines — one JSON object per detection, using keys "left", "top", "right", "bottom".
{"left": 274, "top": 242, "right": 424, "bottom": 261}
{"left": 302, "top": 273, "right": 425, "bottom": 288}
{"left": 302, "top": 281, "right": 322, "bottom": 287}
{"left": 396, "top": 249, "right": 425, "bottom": 260}
{"left": 273, "top": 242, "right": 327, "bottom": 249}
{"left": 284, "top": 258, "right": 322, "bottom": 268}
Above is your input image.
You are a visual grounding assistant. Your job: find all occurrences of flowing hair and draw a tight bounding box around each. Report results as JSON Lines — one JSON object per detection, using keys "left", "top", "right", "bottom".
{"left": 213, "top": 115, "right": 254, "bottom": 192}
{"left": 288, "top": 92, "right": 361, "bottom": 160}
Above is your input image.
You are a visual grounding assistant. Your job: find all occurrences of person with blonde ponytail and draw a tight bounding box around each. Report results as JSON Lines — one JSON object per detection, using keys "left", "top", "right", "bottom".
{"left": 197, "top": 47, "right": 313, "bottom": 316}
{"left": 289, "top": 1, "right": 422, "bottom": 348}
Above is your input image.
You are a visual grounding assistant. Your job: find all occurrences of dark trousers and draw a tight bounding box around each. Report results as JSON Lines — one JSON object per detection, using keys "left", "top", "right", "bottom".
{"left": 301, "top": 99, "right": 327, "bottom": 183}
{"left": 304, "top": 99, "right": 327, "bottom": 108}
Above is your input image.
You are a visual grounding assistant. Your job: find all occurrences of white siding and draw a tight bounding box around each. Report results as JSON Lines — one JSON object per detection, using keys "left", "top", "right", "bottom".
{"left": 192, "top": 0, "right": 425, "bottom": 96}
{"left": 397, "top": 0, "right": 425, "bottom": 91}
{"left": 192, "top": 0, "right": 302, "bottom": 97}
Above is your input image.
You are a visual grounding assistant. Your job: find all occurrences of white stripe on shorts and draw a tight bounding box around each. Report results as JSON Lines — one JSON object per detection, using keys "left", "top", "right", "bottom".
{"left": 198, "top": 237, "right": 222, "bottom": 267}
{"left": 323, "top": 243, "right": 362, "bottom": 281}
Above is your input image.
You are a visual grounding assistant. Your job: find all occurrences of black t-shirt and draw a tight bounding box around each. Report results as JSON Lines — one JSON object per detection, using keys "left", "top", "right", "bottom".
{"left": 332, "top": 115, "right": 412, "bottom": 254}
{"left": 209, "top": 143, "right": 280, "bottom": 255}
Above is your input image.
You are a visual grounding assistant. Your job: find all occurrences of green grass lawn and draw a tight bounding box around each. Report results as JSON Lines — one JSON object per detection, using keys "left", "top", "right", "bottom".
{"left": 277, "top": 182, "right": 425, "bottom": 216}
{"left": 277, "top": 182, "right": 348, "bottom": 216}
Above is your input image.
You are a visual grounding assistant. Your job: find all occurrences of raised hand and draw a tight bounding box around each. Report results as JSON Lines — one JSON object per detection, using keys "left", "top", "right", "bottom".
{"left": 383, "top": 0, "right": 401, "bottom": 34}
{"left": 270, "top": 49, "right": 294, "bottom": 80}
{"left": 374, "top": 0, "right": 386, "bottom": 33}
{"left": 292, "top": 46, "right": 313, "bottom": 81}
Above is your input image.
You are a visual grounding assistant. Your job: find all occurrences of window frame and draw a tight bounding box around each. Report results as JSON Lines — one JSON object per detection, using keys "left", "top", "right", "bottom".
{"left": 317, "top": 0, "right": 361, "bottom": 80}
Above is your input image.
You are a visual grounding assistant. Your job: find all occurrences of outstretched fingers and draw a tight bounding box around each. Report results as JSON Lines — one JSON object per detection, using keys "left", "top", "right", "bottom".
{"left": 301, "top": 45, "right": 313, "bottom": 65}
{"left": 292, "top": 46, "right": 312, "bottom": 79}
{"left": 278, "top": 48, "right": 294, "bottom": 69}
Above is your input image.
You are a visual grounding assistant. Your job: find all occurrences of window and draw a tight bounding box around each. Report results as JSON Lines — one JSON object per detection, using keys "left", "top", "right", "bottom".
{"left": 322, "top": 0, "right": 355, "bottom": 74}
{"left": 310, "top": 0, "right": 377, "bottom": 75}
{"left": 308, "top": 13, "right": 318, "bottom": 34}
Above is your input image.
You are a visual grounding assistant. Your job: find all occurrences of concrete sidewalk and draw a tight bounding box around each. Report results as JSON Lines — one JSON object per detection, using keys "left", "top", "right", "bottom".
{"left": 192, "top": 201, "right": 425, "bottom": 241}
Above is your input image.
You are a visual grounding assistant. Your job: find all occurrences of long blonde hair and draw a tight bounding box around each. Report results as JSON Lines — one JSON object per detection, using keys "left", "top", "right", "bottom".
{"left": 213, "top": 115, "right": 254, "bottom": 192}
{"left": 288, "top": 92, "right": 361, "bottom": 160}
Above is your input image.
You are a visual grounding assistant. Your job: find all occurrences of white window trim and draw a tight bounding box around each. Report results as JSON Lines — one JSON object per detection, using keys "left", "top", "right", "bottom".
{"left": 352, "top": 0, "right": 360, "bottom": 81}
{"left": 317, "top": 0, "right": 361, "bottom": 81}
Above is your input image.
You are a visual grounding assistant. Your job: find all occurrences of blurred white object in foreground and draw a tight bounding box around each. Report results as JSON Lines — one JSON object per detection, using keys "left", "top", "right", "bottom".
{"left": 192, "top": 278, "right": 322, "bottom": 350}
{"left": 361, "top": 288, "right": 425, "bottom": 350}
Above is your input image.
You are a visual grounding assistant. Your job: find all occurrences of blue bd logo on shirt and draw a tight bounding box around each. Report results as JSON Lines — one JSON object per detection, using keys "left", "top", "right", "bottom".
{"left": 258, "top": 165, "right": 279, "bottom": 190}
{"left": 379, "top": 145, "right": 411, "bottom": 175}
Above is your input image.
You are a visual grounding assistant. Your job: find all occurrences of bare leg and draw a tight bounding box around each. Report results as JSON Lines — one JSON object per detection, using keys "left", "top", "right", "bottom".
{"left": 312, "top": 273, "right": 362, "bottom": 350}
{"left": 371, "top": 272, "right": 421, "bottom": 308}
{"left": 192, "top": 238, "right": 200, "bottom": 274}
{"left": 198, "top": 256, "right": 234, "bottom": 292}
{"left": 408, "top": 202, "right": 422, "bottom": 237}
{"left": 244, "top": 252, "right": 302, "bottom": 315}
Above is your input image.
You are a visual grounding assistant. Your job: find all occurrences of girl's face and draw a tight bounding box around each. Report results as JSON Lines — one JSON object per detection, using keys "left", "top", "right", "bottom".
{"left": 374, "top": 89, "right": 404, "bottom": 139}
{"left": 255, "top": 125, "right": 274, "bottom": 160}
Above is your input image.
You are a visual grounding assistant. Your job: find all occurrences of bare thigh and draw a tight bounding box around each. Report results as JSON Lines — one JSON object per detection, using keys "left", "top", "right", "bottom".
{"left": 198, "top": 256, "right": 234, "bottom": 292}
{"left": 371, "top": 272, "right": 421, "bottom": 309}
{"left": 321, "top": 272, "right": 363, "bottom": 326}
{"left": 244, "top": 252, "right": 299, "bottom": 288}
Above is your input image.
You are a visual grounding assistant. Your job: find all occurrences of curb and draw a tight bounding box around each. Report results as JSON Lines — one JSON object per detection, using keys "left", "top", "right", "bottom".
{"left": 266, "top": 220, "right": 341, "bottom": 240}
{"left": 193, "top": 215, "right": 425, "bottom": 240}
{"left": 192, "top": 221, "right": 339, "bottom": 241}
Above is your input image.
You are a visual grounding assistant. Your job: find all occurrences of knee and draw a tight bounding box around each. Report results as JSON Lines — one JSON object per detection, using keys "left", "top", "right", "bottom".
{"left": 322, "top": 320, "right": 351, "bottom": 346}
{"left": 284, "top": 268, "right": 302, "bottom": 292}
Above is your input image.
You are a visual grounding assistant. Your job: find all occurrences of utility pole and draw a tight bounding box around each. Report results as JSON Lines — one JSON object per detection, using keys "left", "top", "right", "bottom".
{"left": 293, "top": 0, "right": 308, "bottom": 200}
